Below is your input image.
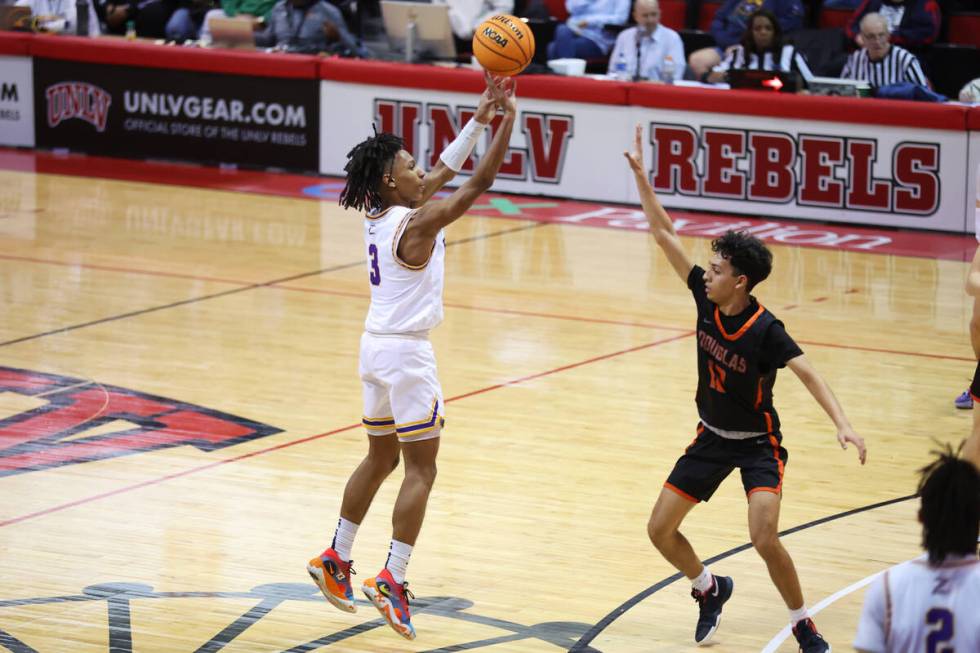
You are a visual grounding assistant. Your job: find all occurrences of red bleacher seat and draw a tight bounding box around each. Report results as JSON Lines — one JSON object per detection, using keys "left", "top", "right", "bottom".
{"left": 698, "top": 2, "right": 721, "bottom": 31}
{"left": 660, "top": 0, "right": 687, "bottom": 30}
{"left": 948, "top": 13, "right": 980, "bottom": 48}
{"left": 543, "top": 0, "right": 569, "bottom": 22}
{"left": 818, "top": 8, "right": 853, "bottom": 30}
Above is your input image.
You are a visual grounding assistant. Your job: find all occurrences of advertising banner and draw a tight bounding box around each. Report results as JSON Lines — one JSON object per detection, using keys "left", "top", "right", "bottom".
{"left": 633, "top": 108, "right": 968, "bottom": 233}
{"left": 321, "top": 80, "right": 970, "bottom": 233}
{"left": 35, "top": 58, "right": 318, "bottom": 170}
{"left": 0, "top": 56, "right": 34, "bottom": 148}
{"left": 320, "top": 81, "right": 632, "bottom": 206}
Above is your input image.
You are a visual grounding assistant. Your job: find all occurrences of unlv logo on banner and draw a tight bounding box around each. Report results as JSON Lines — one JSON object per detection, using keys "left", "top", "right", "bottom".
{"left": 46, "top": 82, "right": 112, "bottom": 132}
{"left": 0, "top": 366, "right": 282, "bottom": 476}
{"left": 373, "top": 99, "right": 574, "bottom": 184}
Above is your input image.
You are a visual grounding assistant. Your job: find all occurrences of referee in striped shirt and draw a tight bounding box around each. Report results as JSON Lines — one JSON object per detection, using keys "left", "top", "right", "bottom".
{"left": 841, "top": 13, "right": 931, "bottom": 88}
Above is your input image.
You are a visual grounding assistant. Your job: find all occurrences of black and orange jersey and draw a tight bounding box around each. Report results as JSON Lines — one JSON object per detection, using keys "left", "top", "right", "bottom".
{"left": 688, "top": 266, "right": 803, "bottom": 434}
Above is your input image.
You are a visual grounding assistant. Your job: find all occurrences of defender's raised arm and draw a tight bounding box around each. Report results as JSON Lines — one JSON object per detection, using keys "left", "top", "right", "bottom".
{"left": 624, "top": 123, "right": 693, "bottom": 283}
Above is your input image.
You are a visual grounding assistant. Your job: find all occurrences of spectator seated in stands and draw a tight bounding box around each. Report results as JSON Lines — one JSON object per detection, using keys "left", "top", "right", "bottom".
{"left": 255, "top": 0, "right": 369, "bottom": 55}
{"left": 200, "top": 0, "right": 274, "bottom": 43}
{"left": 96, "top": 0, "right": 138, "bottom": 35}
{"left": 845, "top": 0, "right": 940, "bottom": 51}
{"left": 688, "top": 0, "right": 805, "bottom": 81}
{"left": 16, "top": 0, "right": 101, "bottom": 35}
{"left": 606, "top": 0, "right": 684, "bottom": 81}
{"left": 96, "top": 0, "right": 179, "bottom": 38}
{"left": 841, "top": 12, "right": 931, "bottom": 87}
{"left": 706, "top": 8, "right": 813, "bottom": 85}
{"left": 432, "top": 0, "right": 514, "bottom": 46}
{"left": 166, "top": 0, "right": 215, "bottom": 41}
{"left": 546, "top": 0, "right": 631, "bottom": 60}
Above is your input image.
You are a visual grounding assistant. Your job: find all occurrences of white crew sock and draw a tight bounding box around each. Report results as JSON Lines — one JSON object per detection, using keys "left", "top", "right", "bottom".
{"left": 385, "top": 539, "right": 413, "bottom": 585}
{"left": 330, "top": 517, "right": 359, "bottom": 562}
{"left": 692, "top": 566, "right": 713, "bottom": 593}
{"left": 789, "top": 604, "right": 810, "bottom": 626}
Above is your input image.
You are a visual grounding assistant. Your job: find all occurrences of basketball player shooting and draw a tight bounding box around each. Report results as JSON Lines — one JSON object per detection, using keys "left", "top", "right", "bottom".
{"left": 624, "top": 124, "right": 867, "bottom": 653}
{"left": 304, "top": 71, "right": 516, "bottom": 641}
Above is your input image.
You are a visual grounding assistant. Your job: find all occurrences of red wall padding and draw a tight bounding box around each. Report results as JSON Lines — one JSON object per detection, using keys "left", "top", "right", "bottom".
{"left": 0, "top": 32, "right": 32, "bottom": 56}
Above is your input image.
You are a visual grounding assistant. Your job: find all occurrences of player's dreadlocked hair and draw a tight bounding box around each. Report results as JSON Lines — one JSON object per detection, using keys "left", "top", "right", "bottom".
{"left": 711, "top": 230, "right": 773, "bottom": 291}
{"left": 339, "top": 130, "right": 404, "bottom": 213}
{"left": 917, "top": 442, "right": 979, "bottom": 565}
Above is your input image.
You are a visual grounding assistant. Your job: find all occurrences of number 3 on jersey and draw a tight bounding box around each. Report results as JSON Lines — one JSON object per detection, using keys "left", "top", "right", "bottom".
{"left": 368, "top": 243, "right": 381, "bottom": 286}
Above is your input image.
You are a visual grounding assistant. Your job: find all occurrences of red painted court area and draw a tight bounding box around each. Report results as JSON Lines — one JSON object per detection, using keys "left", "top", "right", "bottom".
{"left": 2, "top": 147, "right": 975, "bottom": 261}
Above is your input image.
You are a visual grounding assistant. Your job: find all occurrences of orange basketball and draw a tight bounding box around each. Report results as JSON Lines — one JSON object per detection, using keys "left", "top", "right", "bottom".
{"left": 472, "top": 14, "right": 536, "bottom": 76}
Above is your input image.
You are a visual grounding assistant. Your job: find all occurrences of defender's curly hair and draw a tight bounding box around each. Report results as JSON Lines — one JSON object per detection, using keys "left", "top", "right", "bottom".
{"left": 339, "top": 131, "right": 404, "bottom": 213}
{"left": 711, "top": 230, "right": 773, "bottom": 291}
{"left": 917, "top": 442, "right": 980, "bottom": 565}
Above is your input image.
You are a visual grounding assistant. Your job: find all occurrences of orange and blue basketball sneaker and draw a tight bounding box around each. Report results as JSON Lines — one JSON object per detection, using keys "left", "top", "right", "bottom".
{"left": 362, "top": 568, "right": 416, "bottom": 640}
{"left": 306, "top": 548, "right": 356, "bottom": 613}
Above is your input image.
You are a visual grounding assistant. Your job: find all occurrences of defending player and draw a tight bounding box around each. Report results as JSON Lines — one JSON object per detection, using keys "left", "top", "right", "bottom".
{"left": 853, "top": 444, "right": 979, "bottom": 652}
{"left": 624, "top": 124, "right": 867, "bottom": 653}
{"left": 305, "top": 72, "right": 517, "bottom": 640}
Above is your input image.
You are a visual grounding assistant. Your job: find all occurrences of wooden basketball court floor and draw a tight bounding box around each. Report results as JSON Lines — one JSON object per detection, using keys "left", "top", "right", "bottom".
{"left": 0, "top": 154, "right": 976, "bottom": 652}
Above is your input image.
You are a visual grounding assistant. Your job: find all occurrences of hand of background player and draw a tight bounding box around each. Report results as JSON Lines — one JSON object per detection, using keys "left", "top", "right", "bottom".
{"left": 623, "top": 123, "right": 644, "bottom": 175}
{"left": 838, "top": 427, "right": 867, "bottom": 465}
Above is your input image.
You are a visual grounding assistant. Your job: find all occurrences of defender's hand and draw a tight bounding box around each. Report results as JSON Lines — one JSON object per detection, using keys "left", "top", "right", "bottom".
{"left": 623, "top": 123, "right": 644, "bottom": 174}
{"left": 838, "top": 427, "right": 867, "bottom": 465}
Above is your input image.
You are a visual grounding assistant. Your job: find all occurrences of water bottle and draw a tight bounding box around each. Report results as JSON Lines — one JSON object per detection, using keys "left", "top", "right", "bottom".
{"left": 75, "top": 0, "right": 88, "bottom": 35}
{"left": 612, "top": 49, "right": 629, "bottom": 81}
{"left": 662, "top": 55, "right": 676, "bottom": 84}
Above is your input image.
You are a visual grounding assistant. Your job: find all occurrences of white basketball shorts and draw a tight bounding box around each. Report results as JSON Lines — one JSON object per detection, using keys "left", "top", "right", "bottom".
{"left": 359, "top": 331, "right": 444, "bottom": 442}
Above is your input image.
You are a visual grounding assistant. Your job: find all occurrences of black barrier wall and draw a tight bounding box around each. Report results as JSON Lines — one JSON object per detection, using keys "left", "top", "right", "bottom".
{"left": 34, "top": 58, "right": 319, "bottom": 170}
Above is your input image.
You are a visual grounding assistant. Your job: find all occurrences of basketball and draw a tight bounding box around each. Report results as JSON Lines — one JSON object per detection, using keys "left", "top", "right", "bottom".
{"left": 472, "top": 14, "right": 535, "bottom": 76}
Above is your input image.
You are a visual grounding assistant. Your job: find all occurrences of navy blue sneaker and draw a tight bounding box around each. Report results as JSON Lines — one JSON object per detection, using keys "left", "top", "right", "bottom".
{"left": 691, "top": 575, "right": 733, "bottom": 644}
{"left": 793, "top": 618, "right": 830, "bottom": 652}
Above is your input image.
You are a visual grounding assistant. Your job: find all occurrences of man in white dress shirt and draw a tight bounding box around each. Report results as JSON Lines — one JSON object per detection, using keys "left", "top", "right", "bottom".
{"left": 606, "top": 0, "right": 684, "bottom": 82}
{"left": 15, "top": 0, "right": 100, "bottom": 35}
{"left": 432, "top": 0, "right": 513, "bottom": 41}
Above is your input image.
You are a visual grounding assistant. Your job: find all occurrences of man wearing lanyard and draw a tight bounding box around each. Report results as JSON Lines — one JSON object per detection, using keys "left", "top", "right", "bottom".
{"left": 606, "top": 0, "right": 684, "bottom": 82}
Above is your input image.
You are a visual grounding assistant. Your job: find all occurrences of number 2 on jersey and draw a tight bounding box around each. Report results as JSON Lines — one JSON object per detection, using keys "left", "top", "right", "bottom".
{"left": 926, "top": 607, "right": 954, "bottom": 653}
{"left": 368, "top": 243, "right": 381, "bottom": 286}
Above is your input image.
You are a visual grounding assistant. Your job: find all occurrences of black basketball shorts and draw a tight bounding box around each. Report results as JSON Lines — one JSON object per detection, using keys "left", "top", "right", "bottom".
{"left": 664, "top": 423, "right": 789, "bottom": 503}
